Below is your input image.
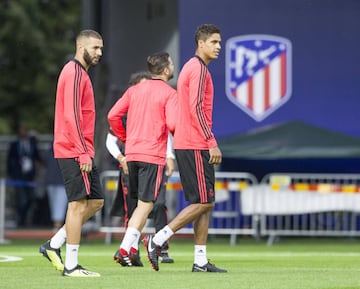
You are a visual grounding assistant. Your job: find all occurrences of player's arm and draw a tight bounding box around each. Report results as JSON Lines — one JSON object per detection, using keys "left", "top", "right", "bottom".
{"left": 105, "top": 131, "right": 128, "bottom": 174}
{"left": 62, "top": 72, "right": 92, "bottom": 171}
{"left": 107, "top": 91, "right": 129, "bottom": 143}
{"left": 165, "top": 133, "right": 175, "bottom": 176}
{"left": 106, "top": 131, "right": 123, "bottom": 160}
{"left": 189, "top": 65, "right": 221, "bottom": 164}
{"left": 188, "top": 66, "right": 217, "bottom": 148}
{"left": 165, "top": 90, "right": 177, "bottom": 134}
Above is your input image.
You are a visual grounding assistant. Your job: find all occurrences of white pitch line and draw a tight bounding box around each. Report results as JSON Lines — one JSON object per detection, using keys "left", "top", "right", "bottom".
{"left": 0, "top": 255, "right": 23, "bottom": 262}
{"left": 5, "top": 252, "right": 360, "bottom": 258}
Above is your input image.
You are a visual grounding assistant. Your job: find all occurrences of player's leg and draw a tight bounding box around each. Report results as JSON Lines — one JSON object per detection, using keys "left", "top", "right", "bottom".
{"left": 191, "top": 150, "right": 227, "bottom": 273}
{"left": 62, "top": 159, "right": 103, "bottom": 276}
{"left": 145, "top": 150, "right": 213, "bottom": 271}
{"left": 109, "top": 170, "right": 126, "bottom": 221}
{"left": 114, "top": 162, "right": 162, "bottom": 267}
{"left": 153, "top": 188, "right": 174, "bottom": 263}
{"left": 152, "top": 172, "right": 174, "bottom": 262}
{"left": 81, "top": 165, "right": 104, "bottom": 224}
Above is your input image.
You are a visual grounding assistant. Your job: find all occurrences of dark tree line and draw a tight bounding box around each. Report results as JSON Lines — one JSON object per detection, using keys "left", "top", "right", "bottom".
{"left": 0, "top": 0, "right": 81, "bottom": 134}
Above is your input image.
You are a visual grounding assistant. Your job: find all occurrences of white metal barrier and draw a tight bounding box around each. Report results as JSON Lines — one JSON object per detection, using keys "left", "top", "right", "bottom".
{"left": 0, "top": 178, "right": 8, "bottom": 244}
{"left": 3, "top": 171, "right": 360, "bottom": 246}
{"left": 244, "top": 173, "right": 360, "bottom": 245}
{"left": 98, "top": 171, "right": 259, "bottom": 245}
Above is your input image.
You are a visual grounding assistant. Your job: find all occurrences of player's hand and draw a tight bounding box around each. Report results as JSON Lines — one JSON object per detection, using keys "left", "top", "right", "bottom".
{"left": 80, "top": 162, "right": 92, "bottom": 173}
{"left": 78, "top": 154, "right": 93, "bottom": 173}
{"left": 165, "top": 157, "right": 175, "bottom": 176}
{"left": 120, "top": 157, "right": 129, "bottom": 175}
{"left": 209, "top": 146, "right": 222, "bottom": 164}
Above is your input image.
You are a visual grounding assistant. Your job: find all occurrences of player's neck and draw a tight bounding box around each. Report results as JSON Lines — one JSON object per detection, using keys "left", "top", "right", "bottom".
{"left": 74, "top": 55, "right": 89, "bottom": 71}
{"left": 195, "top": 53, "right": 211, "bottom": 65}
{"left": 151, "top": 74, "right": 168, "bottom": 82}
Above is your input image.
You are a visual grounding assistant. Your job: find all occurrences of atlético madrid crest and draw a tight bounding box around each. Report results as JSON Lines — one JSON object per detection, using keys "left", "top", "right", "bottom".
{"left": 225, "top": 35, "right": 292, "bottom": 121}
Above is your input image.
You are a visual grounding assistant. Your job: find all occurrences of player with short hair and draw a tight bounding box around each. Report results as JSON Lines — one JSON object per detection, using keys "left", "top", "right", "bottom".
{"left": 106, "top": 70, "right": 174, "bottom": 266}
{"left": 143, "top": 24, "right": 227, "bottom": 273}
{"left": 39, "top": 29, "right": 104, "bottom": 277}
{"left": 107, "top": 51, "right": 177, "bottom": 267}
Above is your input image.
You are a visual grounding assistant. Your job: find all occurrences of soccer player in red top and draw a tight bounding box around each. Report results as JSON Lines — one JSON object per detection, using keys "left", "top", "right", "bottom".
{"left": 108, "top": 52, "right": 177, "bottom": 268}
{"left": 143, "top": 24, "right": 227, "bottom": 272}
{"left": 39, "top": 30, "right": 104, "bottom": 277}
{"left": 106, "top": 71, "right": 175, "bottom": 265}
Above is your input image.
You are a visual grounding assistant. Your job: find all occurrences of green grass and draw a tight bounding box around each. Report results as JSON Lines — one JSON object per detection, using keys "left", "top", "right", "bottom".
{"left": 1, "top": 237, "right": 360, "bottom": 289}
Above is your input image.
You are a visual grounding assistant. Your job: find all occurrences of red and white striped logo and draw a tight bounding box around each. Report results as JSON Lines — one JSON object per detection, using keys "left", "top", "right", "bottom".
{"left": 225, "top": 35, "right": 292, "bottom": 121}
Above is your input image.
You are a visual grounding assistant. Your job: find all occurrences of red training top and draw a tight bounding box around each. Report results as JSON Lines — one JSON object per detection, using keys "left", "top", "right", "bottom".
{"left": 174, "top": 56, "right": 217, "bottom": 150}
{"left": 53, "top": 60, "right": 96, "bottom": 160}
{"left": 107, "top": 79, "right": 177, "bottom": 165}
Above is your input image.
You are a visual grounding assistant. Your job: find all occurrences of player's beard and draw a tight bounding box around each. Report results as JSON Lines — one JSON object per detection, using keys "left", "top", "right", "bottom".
{"left": 83, "top": 49, "right": 98, "bottom": 67}
{"left": 167, "top": 70, "right": 174, "bottom": 81}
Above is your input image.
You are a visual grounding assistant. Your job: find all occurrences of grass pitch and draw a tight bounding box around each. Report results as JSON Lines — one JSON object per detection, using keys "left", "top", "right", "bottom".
{"left": 1, "top": 237, "right": 360, "bottom": 289}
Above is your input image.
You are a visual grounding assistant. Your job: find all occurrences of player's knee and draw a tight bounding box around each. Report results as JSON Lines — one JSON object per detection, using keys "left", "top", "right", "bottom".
{"left": 68, "top": 199, "right": 88, "bottom": 215}
{"left": 202, "top": 202, "right": 215, "bottom": 210}
{"left": 91, "top": 199, "right": 104, "bottom": 212}
{"left": 192, "top": 202, "right": 214, "bottom": 214}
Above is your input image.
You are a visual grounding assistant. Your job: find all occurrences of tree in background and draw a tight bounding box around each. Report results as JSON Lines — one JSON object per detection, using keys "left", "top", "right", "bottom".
{"left": 0, "top": 0, "right": 80, "bottom": 134}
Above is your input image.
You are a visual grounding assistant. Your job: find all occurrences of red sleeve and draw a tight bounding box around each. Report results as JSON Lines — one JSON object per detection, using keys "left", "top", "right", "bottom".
{"left": 62, "top": 67, "right": 91, "bottom": 157}
{"left": 165, "top": 89, "right": 177, "bottom": 135}
{"left": 189, "top": 63, "right": 217, "bottom": 148}
{"left": 107, "top": 90, "right": 129, "bottom": 142}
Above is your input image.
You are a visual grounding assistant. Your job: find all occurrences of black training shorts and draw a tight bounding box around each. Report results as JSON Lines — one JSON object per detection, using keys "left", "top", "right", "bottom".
{"left": 175, "top": 149, "right": 215, "bottom": 204}
{"left": 127, "top": 161, "right": 164, "bottom": 202}
{"left": 57, "top": 158, "right": 104, "bottom": 202}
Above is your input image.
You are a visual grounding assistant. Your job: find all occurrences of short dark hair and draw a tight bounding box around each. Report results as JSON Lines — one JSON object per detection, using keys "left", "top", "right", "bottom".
{"left": 77, "top": 29, "right": 102, "bottom": 41}
{"left": 194, "top": 24, "right": 220, "bottom": 47}
{"left": 128, "top": 70, "right": 151, "bottom": 86}
{"left": 146, "top": 52, "right": 170, "bottom": 75}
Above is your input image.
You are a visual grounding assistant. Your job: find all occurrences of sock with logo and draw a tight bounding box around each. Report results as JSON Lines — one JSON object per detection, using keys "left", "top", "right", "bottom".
{"left": 153, "top": 225, "right": 174, "bottom": 246}
{"left": 120, "top": 227, "right": 140, "bottom": 254}
{"left": 194, "top": 245, "right": 207, "bottom": 266}
{"left": 65, "top": 244, "right": 79, "bottom": 270}
{"left": 50, "top": 227, "right": 66, "bottom": 249}
{"left": 130, "top": 233, "right": 140, "bottom": 253}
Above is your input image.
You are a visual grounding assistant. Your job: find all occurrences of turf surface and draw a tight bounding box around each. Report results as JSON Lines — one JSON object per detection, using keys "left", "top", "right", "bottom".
{"left": 1, "top": 237, "right": 360, "bottom": 289}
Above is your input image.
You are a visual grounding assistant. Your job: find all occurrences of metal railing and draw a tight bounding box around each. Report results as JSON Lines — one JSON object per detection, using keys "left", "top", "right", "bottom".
{"left": 253, "top": 173, "right": 360, "bottom": 244}
{"left": 98, "top": 170, "right": 259, "bottom": 245}
{"left": 0, "top": 179, "right": 7, "bottom": 243}
{"left": 3, "top": 171, "right": 360, "bottom": 246}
